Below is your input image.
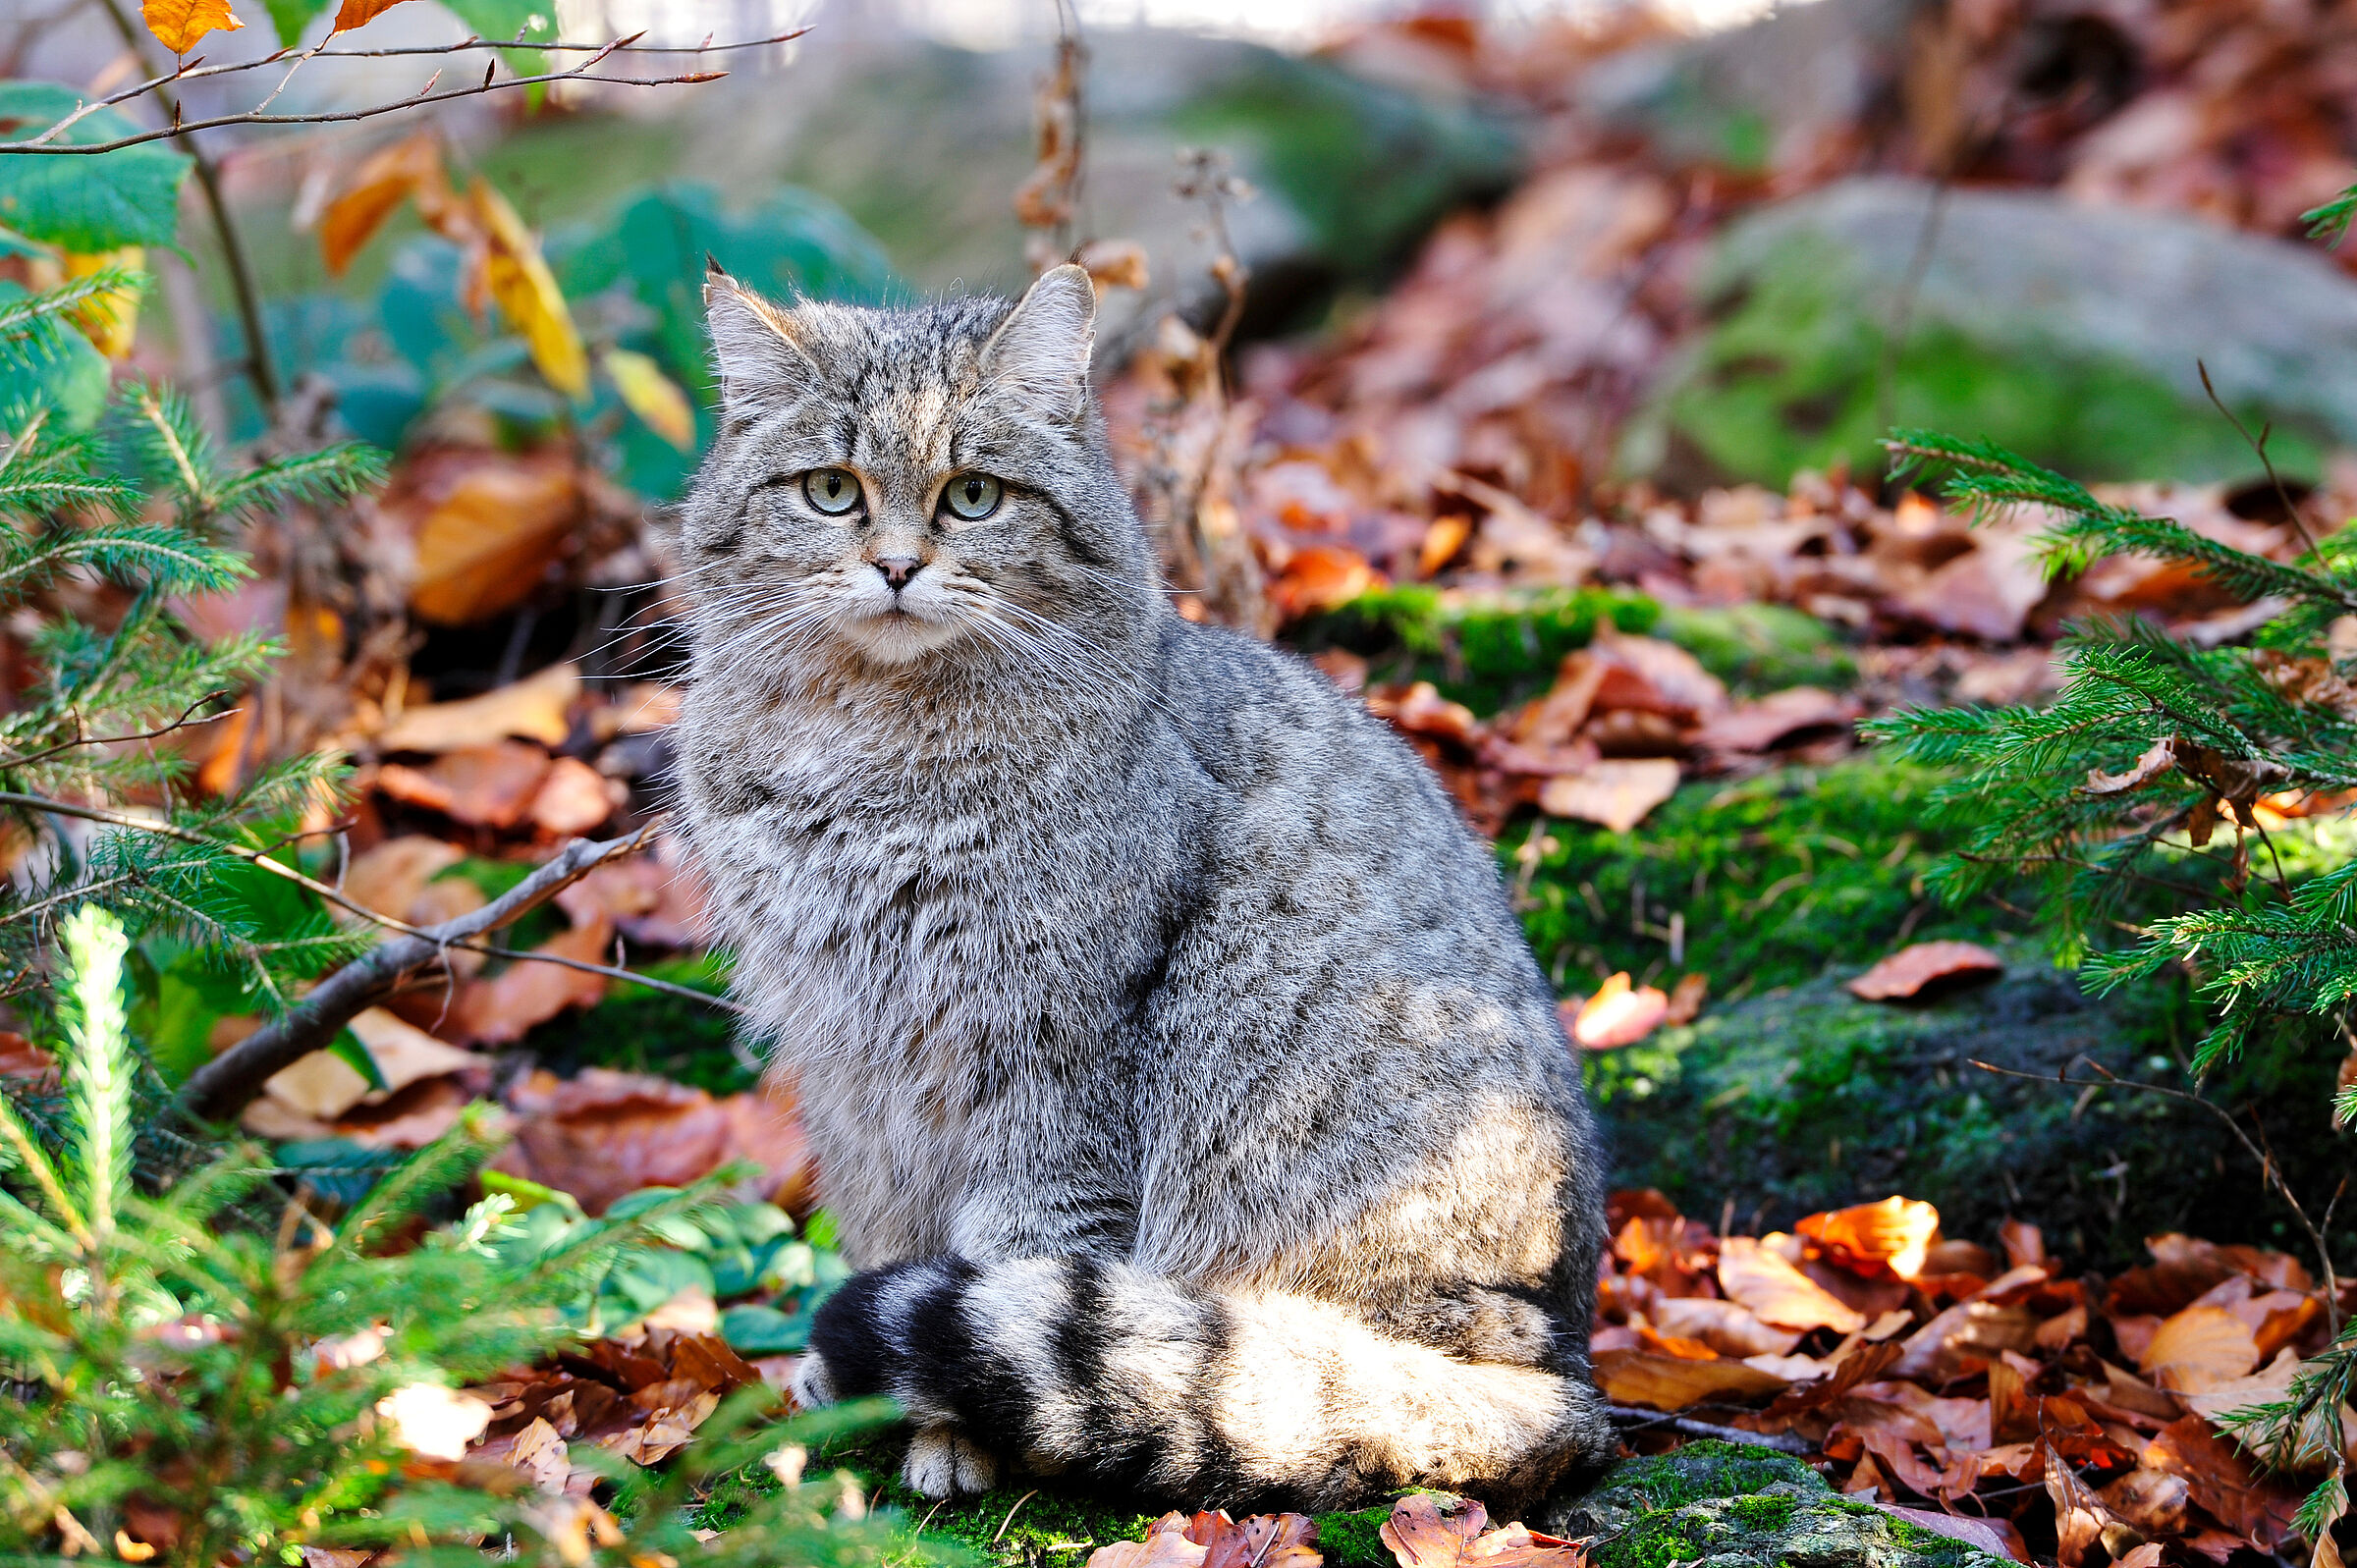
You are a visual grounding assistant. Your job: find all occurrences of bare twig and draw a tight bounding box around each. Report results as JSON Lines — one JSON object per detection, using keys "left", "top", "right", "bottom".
{"left": 1606, "top": 1404, "right": 1812, "bottom": 1454}
{"left": 178, "top": 834, "right": 640, "bottom": 1121}
{"left": 1970, "top": 1054, "right": 2341, "bottom": 1328}
{"left": 2198, "top": 361, "right": 2327, "bottom": 563}
{"left": 89, "top": 0, "right": 283, "bottom": 414}
{"left": 0, "top": 35, "right": 726, "bottom": 155}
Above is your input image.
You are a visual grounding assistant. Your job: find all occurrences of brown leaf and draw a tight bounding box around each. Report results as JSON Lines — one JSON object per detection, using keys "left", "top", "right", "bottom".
{"left": 259, "top": 1009, "right": 478, "bottom": 1120}
{"left": 1087, "top": 1514, "right": 1210, "bottom": 1568}
{"left": 376, "top": 740, "right": 554, "bottom": 829}
{"left": 1845, "top": 941, "right": 2004, "bottom": 1001}
{"left": 529, "top": 757, "right": 617, "bottom": 838}
{"left": 143, "top": 0, "right": 241, "bottom": 53}
{"left": 1719, "top": 1235, "right": 1868, "bottom": 1332}
{"left": 1076, "top": 239, "right": 1151, "bottom": 293}
{"left": 1270, "top": 546, "right": 1382, "bottom": 621}
{"left": 378, "top": 663, "right": 580, "bottom": 752}
{"left": 1378, "top": 1492, "right": 1582, "bottom": 1568}
{"left": 1593, "top": 1348, "right": 1789, "bottom": 1411}
{"left": 2142, "top": 1415, "right": 2303, "bottom": 1550}
{"left": 1891, "top": 1300, "right": 2039, "bottom": 1381}
{"left": 2100, "top": 1469, "right": 2191, "bottom": 1537}
{"left": 343, "top": 836, "right": 471, "bottom": 925}
{"left": 1662, "top": 972, "right": 1708, "bottom": 1025}
{"left": 1648, "top": 1297, "right": 1802, "bottom": 1359}
{"left": 449, "top": 919, "right": 610, "bottom": 1047}
{"left": 1537, "top": 759, "right": 1680, "bottom": 834}
{"left": 0, "top": 1032, "right": 55, "bottom": 1083}
{"left": 332, "top": 0, "right": 416, "bottom": 29}
{"left": 2138, "top": 1305, "right": 2260, "bottom": 1393}
{"left": 1200, "top": 1513, "right": 1321, "bottom": 1568}
{"left": 488, "top": 1067, "right": 811, "bottom": 1216}
{"left": 1795, "top": 1197, "right": 1941, "bottom": 1281}
{"left": 1697, "top": 687, "right": 1862, "bottom": 753}
{"left": 390, "top": 453, "right": 582, "bottom": 626}
{"left": 2044, "top": 1443, "right": 2115, "bottom": 1568}
{"left": 1871, "top": 1505, "right": 2027, "bottom": 1565}
{"left": 554, "top": 843, "right": 708, "bottom": 949}
{"left": 1565, "top": 972, "right": 1670, "bottom": 1049}
{"left": 2086, "top": 737, "right": 2178, "bottom": 795}
{"left": 2000, "top": 1219, "right": 2048, "bottom": 1271}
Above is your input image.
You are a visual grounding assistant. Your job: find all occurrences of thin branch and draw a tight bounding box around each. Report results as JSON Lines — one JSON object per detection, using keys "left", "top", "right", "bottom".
{"left": 2199, "top": 361, "right": 2327, "bottom": 563}
{"left": 1606, "top": 1405, "right": 1811, "bottom": 1455}
{"left": 24, "top": 28, "right": 805, "bottom": 144}
{"left": 93, "top": 0, "right": 281, "bottom": 415}
{"left": 178, "top": 833, "right": 638, "bottom": 1122}
{"left": 1969, "top": 1055, "right": 2340, "bottom": 1328}
{"left": 0, "top": 40, "right": 727, "bottom": 155}
{"left": 0, "top": 692, "right": 232, "bottom": 774}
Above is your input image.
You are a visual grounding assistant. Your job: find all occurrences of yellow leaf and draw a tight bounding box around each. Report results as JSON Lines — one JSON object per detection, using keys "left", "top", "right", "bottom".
{"left": 469, "top": 178, "right": 588, "bottom": 400}
{"left": 2140, "top": 1304, "right": 2260, "bottom": 1393}
{"left": 601, "top": 349, "right": 696, "bottom": 450}
{"left": 63, "top": 249, "right": 140, "bottom": 360}
{"left": 143, "top": 0, "right": 242, "bottom": 54}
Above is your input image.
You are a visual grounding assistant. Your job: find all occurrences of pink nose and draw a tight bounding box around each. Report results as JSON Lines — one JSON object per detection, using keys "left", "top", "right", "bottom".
{"left": 875, "top": 557, "right": 922, "bottom": 590}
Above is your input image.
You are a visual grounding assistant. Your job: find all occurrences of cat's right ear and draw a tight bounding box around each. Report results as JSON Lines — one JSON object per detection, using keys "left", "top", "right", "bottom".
{"left": 704, "top": 265, "right": 816, "bottom": 413}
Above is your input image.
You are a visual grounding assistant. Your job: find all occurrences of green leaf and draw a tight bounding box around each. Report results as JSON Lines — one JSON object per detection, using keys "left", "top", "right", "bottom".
{"left": 435, "top": 0, "right": 553, "bottom": 77}
{"left": 718, "top": 1302, "right": 808, "bottom": 1355}
{"left": 0, "top": 82, "right": 192, "bottom": 250}
{"left": 327, "top": 1026, "right": 388, "bottom": 1092}
{"left": 261, "top": 0, "right": 333, "bottom": 46}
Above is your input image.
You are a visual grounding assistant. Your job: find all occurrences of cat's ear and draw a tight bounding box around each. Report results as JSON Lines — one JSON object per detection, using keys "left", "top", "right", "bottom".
{"left": 982, "top": 263, "right": 1096, "bottom": 421}
{"left": 703, "top": 263, "right": 816, "bottom": 410}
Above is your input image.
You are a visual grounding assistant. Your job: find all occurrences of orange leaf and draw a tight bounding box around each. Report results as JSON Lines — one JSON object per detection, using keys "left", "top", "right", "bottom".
{"left": 2138, "top": 1305, "right": 2260, "bottom": 1393}
{"left": 332, "top": 0, "right": 416, "bottom": 31}
{"left": 1566, "top": 971, "right": 1670, "bottom": 1049}
{"left": 471, "top": 179, "right": 589, "bottom": 399}
{"left": 1536, "top": 758, "right": 1680, "bottom": 834}
{"left": 143, "top": 0, "right": 241, "bottom": 53}
{"left": 1592, "top": 1348, "right": 1788, "bottom": 1412}
{"left": 1718, "top": 1235, "right": 1868, "bottom": 1332}
{"left": 319, "top": 134, "right": 447, "bottom": 277}
{"left": 1377, "top": 1493, "right": 1582, "bottom": 1568}
{"left": 1796, "top": 1196, "right": 1942, "bottom": 1280}
{"left": 1845, "top": 940, "right": 2003, "bottom": 1001}
{"left": 393, "top": 454, "right": 582, "bottom": 626}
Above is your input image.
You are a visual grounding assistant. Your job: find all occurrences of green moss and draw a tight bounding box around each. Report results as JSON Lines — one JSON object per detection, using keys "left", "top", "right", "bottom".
{"left": 1291, "top": 586, "right": 1660, "bottom": 713}
{"left": 1624, "top": 231, "right": 2323, "bottom": 489}
{"left": 1652, "top": 604, "right": 1854, "bottom": 696}
{"left": 1309, "top": 1502, "right": 1403, "bottom": 1568}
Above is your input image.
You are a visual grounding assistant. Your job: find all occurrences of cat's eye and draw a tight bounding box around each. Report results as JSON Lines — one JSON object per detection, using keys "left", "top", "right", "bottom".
{"left": 802, "top": 467, "right": 863, "bottom": 515}
{"left": 939, "top": 473, "right": 1005, "bottom": 523}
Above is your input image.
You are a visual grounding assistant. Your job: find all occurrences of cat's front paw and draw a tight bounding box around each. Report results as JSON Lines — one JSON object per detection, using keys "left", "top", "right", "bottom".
{"left": 901, "top": 1425, "right": 998, "bottom": 1497}
{"left": 790, "top": 1349, "right": 838, "bottom": 1411}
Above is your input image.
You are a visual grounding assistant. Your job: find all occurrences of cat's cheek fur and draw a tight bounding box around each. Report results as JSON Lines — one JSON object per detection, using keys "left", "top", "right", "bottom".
{"left": 676, "top": 269, "right": 1617, "bottom": 1511}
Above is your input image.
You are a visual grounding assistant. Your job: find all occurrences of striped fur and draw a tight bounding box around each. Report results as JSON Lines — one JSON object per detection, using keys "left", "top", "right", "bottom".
{"left": 671, "top": 266, "right": 1618, "bottom": 1511}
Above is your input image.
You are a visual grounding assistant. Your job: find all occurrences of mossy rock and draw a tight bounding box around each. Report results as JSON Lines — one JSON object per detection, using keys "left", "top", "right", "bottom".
{"left": 1544, "top": 1441, "right": 2001, "bottom": 1568}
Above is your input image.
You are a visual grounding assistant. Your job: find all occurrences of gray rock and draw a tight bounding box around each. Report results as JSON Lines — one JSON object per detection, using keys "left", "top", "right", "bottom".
{"left": 1623, "top": 176, "right": 2357, "bottom": 487}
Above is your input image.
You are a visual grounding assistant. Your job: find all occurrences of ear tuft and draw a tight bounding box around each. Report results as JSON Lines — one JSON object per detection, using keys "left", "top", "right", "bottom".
{"left": 981, "top": 263, "right": 1097, "bottom": 421}
{"left": 703, "top": 276, "right": 814, "bottom": 411}
{"left": 706, "top": 252, "right": 730, "bottom": 278}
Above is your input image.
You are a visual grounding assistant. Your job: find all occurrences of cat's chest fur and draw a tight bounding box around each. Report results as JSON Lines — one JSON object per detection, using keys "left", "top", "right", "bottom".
{"left": 678, "top": 680, "right": 1174, "bottom": 1257}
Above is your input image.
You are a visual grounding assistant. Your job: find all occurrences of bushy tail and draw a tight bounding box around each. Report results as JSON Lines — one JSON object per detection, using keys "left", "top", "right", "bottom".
{"left": 797, "top": 1255, "right": 1616, "bottom": 1510}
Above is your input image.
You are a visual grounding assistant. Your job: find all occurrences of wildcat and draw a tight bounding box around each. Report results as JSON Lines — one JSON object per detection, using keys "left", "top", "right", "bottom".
{"left": 669, "top": 261, "right": 1618, "bottom": 1511}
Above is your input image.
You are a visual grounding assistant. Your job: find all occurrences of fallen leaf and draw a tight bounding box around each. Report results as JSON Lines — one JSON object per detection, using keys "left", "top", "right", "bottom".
{"left": 1797, "top": 1197, "right": 1942, "bottom": 1281}
{"left": 449, "top": 917, "right": 611, "bottom": 1047}
{"left": 2143, "top": 1415, "right": 2303, "bottom": 1550}
{"left": 260, "top": 1009, "right": 479, "bottom": 1120}
{"left": 2044, "top": 1443, "right": 2115, "bottom": 1568}
{"left": 1593, "top": 1347, "right": 1788, "bottom": 1411}
{"left": 1537, "top": 759, "right": 1680, "bottom": 833}
{"left": 1567, "top": 972, "right": 1670, "bottom": 1048}
{"left": 1649, "top": 1296, "right": 1802, "bottom": 1358}
{"left": 1378, "top": 1491, "right": 1581, "bottom": 1567}
{"left": 1719, "top": 1235, "right": 1868, "bottom": 1332}
{"left": 1584, "top": 632, "right": 1728, "bottom": 722}
{"left": 393, "top": 453, "right": 582, "bottom": 626}
{"left": 601, "top": 350, "right": 696, "bottom": 451}
{"left": 378, "top": 663, "right": 580, "bottom": 752}
{"left": 1087, "top": 1514, "right": 1211, "bottom": 1568}
{"left": 343, "top": 836, "right": 471, "bottom": 925}
{"left": 1663, "top": 972, "right": 1708, "bottom": 1024}
{"left": 0, "top": 1032, "right": 54, "bottom": 1081}
{"left": 1872, "top": 1505, "right": 2027, "bottom": 1564}
{"left": 1200, "top": 1512, "right": 1322, "bottom": 1568}
{"left": 1845, "top": 941, "right": 2004, "bottom": 1001}
{"left": 503, "top": 1416, "right": 572, "bottom": 1494}
{"left": 1697, "top": 687, "right": 1861, "bottom": 753}
{"left": 530, "top": 757, "right": 617, "bottom": 837}
{"left": 2139, "top": 1305, "right": 2260, "bottom": 1393}
{"left": 2100, "top": 1469, "right": 2191, "bottom": 1536}
{"left": 488, "top": 1068, "right": 808, "bottom": 1217}
{"left": 376, "top": 740, "right": 554, "bottom": 829}
{"left": 2000, "top": 1220, "right": 2048, "bottom": 1271}
{"left": 1891, "top": 1300, "right": 2039, "bottom": 1381}
{"left": 143, "top": 0, "right": 240, "bottom": 52}
{"left": 1271, "top": 545, "right": 1382, "bottom": 621}
{"left": 2174, "top": 1349, "right": 2305, "bottom": 1454}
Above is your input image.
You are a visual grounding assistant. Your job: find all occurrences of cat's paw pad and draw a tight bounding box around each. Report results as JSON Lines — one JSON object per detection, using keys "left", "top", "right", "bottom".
{"left": 790, "top": 1350, "right": 838, "bottom": 1411}
{"left": 901, "top": 1426, "right": 997, "bottom": 1497}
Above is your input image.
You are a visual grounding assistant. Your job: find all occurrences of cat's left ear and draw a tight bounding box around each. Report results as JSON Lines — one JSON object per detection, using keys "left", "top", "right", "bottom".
{"left": 982, "top": 263, "right": 1096, "bottom": 421}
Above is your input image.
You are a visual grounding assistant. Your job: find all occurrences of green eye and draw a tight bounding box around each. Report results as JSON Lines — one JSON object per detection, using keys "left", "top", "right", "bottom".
{"left": 802, "top": 468, "right": 862, "bottom": 515}
{"left": 940, "top": 473, "right": 1004, "bottom": 522}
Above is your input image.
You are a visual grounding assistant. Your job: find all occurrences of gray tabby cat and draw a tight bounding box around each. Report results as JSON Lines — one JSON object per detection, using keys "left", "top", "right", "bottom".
{"left": 669, "top": 261, "right": 1618, "bottom": 1512}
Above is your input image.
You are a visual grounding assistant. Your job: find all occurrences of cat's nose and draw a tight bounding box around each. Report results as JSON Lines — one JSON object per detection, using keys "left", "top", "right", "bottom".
{"left": 874, "top": 556, "right": 923, "bottom": 591}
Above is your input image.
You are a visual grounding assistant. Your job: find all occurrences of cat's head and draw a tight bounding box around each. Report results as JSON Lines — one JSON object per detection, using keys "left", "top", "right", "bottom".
{"left": 675, "top": 264, "right": 1158, "bottom": 677}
